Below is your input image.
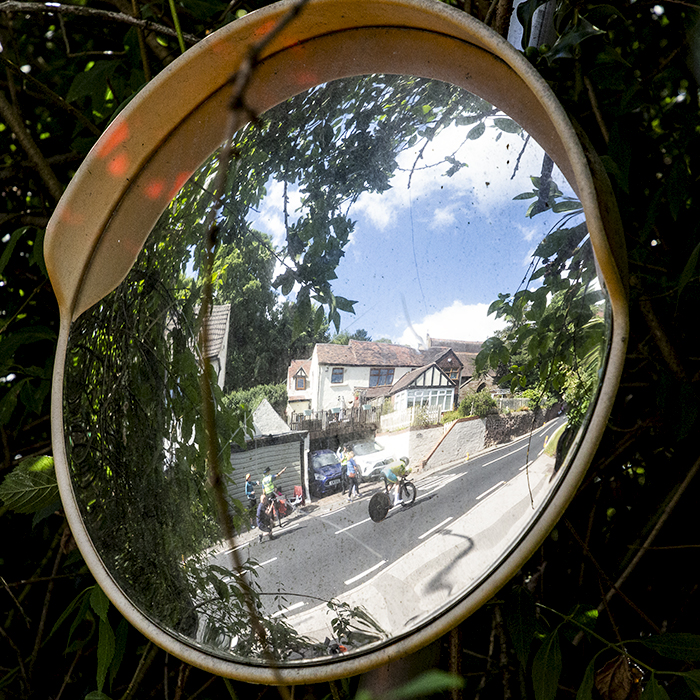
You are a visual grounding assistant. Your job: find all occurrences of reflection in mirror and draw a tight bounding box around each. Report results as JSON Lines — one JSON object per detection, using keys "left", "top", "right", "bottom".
{"left": 63, "top": 74, "right": 610, "bottom": 665}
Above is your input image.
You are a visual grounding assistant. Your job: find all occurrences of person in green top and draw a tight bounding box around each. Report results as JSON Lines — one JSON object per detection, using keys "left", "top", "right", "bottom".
{"left": 381, "top": 458, "right": 410, "bottom": 506}
{"left": 261, "top": 465, "right": 287, "bottom": 526}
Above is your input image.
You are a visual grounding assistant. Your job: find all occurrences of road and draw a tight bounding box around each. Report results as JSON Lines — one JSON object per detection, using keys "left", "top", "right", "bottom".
{"left": 208, "top": 417, "right": 566, "bottom": 624}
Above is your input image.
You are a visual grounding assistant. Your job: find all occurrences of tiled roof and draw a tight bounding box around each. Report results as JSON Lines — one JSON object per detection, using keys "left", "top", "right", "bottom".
{"left": 315, "top": 340, "right": 425, "bottom": 367}
{"left": 287, "top": 358, "right": 311, "bottom": 380}
{"left": 388, "top": 365, "right": 432, "bottom": 394}
{"left": 252, "top": 398, "right": 291, "bottom": 436}
{"left": 428, "top": 337, "right": 483, "bottom": 354}
{"left": 201, "top": 304, "right": 230, "bottom": 359}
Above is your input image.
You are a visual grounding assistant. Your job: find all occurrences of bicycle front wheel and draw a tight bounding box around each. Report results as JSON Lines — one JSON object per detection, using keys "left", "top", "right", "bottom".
{"left": 400, "top": 480, "right": 416, "bottom": 506}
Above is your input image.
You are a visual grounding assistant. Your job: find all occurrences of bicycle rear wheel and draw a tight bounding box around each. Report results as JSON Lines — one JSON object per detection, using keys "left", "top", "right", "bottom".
{"left": 400, "top": 480, "right": 416, "bottom": 506}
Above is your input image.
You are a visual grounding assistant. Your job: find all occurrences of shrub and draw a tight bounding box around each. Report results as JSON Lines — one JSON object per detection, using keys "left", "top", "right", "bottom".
{"left": 459, "top": 391, "right": 498, "bottom": 418}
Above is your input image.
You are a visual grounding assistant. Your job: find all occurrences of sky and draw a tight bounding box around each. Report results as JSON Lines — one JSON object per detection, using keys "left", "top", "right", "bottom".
{"left": 247, "top": 97, "right": 581, "bottom": 347}
{"left": 171, "top": 77, "right": 585, "bottom": 348}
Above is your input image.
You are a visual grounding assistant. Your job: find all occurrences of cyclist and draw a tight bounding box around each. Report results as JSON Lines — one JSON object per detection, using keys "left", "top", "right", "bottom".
{"left": 381, "top": 457, "right": 410, "bottom": 506}
{"left": 261, "top": 465, "right": 287, "bottom": 526}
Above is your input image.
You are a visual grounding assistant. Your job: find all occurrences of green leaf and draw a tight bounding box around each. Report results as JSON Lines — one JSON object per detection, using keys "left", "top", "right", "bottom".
{"left": 516, "top": 0, "right": 549, "bottom": 49}
{"left": 384, "top": 670, "right": 464, "bottom": 700}
{"left": 0, "top": 227, "right": 30, "bottom": 277}
{"left": 85, "top": 693, "right": 113, "bottom": 700}
{"left": 90, "top": 585, "right": 110, "bottom": 622}
{"left": 532, "top": 629, "right": 562, "bottom": 700}
{"left": 551, "top": 200, "right": 583, "bottom": 213}
{"left": 545, "top": 18, "right": 605, "bottom": 63}
{"left": 0, "top": 456, "right": 58, "bottom": 513}
{"left": 96, "top": 617, "right": 116, "bottom": 693}
{"left": 505, "top": 586, "right": 537, "bottom": 667}
{"left": 466, "top": 122, "right": 486, "bottom": 140}
{"left": 48, "top": 588, "right": 92, "bottom": 641}
{"left": 494, "top": 117, "right": 522, "bottom": 134}
{"left": 681, "top": 670, "right": 700, "bottom": 697}
{"left": 641, "top": 675, "right": 670, "bottom": 700}
{"left": 640, "top": 633, "right": 700, "bottom": 662}
{"left": 678, "top": 242, "right": 700, "bottom": 301}
{"left": 576, "top": 659, "right": 596, "bottom": 700}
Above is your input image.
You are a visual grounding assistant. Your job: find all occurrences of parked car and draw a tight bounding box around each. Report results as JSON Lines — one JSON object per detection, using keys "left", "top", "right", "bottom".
{"left": 309, "top": 450, "right": 343, "bottom": 497}
{"left": 347, "top": 439, "right": 402, "bottom": 481}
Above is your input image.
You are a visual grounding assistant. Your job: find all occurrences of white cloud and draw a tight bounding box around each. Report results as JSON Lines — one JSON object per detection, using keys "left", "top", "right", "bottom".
{"left": 395, "top": 300, "right": 507, "bottom": 347}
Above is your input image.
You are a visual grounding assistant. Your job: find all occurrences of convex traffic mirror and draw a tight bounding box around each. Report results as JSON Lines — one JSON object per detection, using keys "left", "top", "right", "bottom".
{"left": 45, "top": 0, "right": 628, "bottom": 684}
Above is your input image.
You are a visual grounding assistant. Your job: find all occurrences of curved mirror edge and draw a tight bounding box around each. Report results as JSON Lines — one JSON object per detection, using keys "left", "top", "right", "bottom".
{"left": 59, "top": 74, "right": 617, "bottom": 669}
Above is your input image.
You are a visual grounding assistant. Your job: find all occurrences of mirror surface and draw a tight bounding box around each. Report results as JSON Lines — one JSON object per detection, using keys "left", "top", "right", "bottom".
{"left": 62, "top": 74, "right": 609, "bottom": 665}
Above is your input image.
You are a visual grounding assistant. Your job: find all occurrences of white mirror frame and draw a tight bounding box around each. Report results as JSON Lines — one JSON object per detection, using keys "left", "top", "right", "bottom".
{"left": 45, "top": 0, "right": 628, "bottom": 684}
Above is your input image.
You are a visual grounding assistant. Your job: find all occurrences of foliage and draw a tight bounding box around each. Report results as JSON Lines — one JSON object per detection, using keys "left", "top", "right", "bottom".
{"left": 331, "top": 329, "right": 372, "bottom": 344}
{"left": 443, "top": 391, "right": 498, "bottom": 422}
{"left": 2, "top": 0, "right": 700, "bottom": 698}
{"left": 221, "top": 382, "right": 288, "bottom": 419}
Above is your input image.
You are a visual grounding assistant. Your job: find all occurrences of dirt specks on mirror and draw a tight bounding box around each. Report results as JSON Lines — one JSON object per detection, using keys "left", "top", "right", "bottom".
{"left": 62, "top": 75, "right": 610, "bottom": 665}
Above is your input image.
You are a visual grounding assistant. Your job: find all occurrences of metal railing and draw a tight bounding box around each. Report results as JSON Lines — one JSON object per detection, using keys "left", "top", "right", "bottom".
{"left": 379, "top": 405, "right": 443, "bottom": 432}
{"left": 289, "top": 405, "right": 381, "bottom": 432}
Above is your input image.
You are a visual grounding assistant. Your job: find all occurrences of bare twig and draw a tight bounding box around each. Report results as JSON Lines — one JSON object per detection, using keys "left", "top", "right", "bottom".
{"left": 0, "top": 89, "right": 63, "bottom": 202}
{"left": 1, "top": 576, "right": 31, "bottom": 627}
{"left": 0, "top": 1, "right": 199, "bottom": 45}
{"left": 1, "top": 55, "right": 101, "bottom": 136}
{"left": 27, "top": 524, "right": 66, "bottom": 680}
{"left": 564, "top": 519, "right": 661, "bottom": 636}
{"left": 639, "top": 296, "right": 687, "bottom": 381}
{"left": 448, "top": 625, "right": 463, "bottom": 700}
{"left": 510, "top": 133, "right": 531, "bottom": 180}
{"left": 119, "top": 641, "right": 159, "bottom": 700}
{"left": 584, "top": 75, "right": 610, "bottom": 145}
{"left": 198, "top": 0, "right": 309, "bottom": 690}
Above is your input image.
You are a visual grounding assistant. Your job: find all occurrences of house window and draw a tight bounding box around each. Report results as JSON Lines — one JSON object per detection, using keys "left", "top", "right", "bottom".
{"left": 331, "top": 367, "right": 344, "bottom": 384}
{"left": 295, "top": 375, "right": 306, "bottom": 391}
{"left": 369, "top": 367, "right": 394, "bottom": 387}
{"left": 444, "top": 368, "right": 459, "bottom": 381}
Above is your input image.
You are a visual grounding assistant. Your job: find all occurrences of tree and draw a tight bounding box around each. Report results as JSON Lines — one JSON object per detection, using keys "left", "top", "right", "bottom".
{"left": 330, "top": 329, "right": 372, "bottom": 344}
{"left": 2, "top": 0, "right": 700, "bottom": 698}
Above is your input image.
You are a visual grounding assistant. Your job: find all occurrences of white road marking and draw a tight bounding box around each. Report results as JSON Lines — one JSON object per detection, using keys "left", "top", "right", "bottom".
{"left": 344, "top": 560, "right": 386, "bottom": 585}
{"left": 335, "top": 518, "right": 371, "bottom": 534}
{"left": 271, "top": 602, "right": 305, "bottom": 618}
{"left": 419, "top": 517, "right": 453, "bottom": 540}
{"left": 476, "top": 481, "right": 505, "bottom": 500}
{"left": 253, "top": 557, "right": 277, "bottom": 569}
{"left": 321, "top": 508, "right": 345, "bottom": 517}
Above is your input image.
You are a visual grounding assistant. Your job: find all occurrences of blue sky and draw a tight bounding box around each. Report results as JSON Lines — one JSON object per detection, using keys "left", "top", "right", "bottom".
{"left": 251, "top": 116, "right": 581, "bottom": 346}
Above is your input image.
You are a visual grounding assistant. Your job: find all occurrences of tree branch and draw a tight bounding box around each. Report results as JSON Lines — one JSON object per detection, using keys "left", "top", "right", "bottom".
{"left": 0, "top": 89, "right": 63, "bottom": 202}
{"left": 0, "top": 1, "right": 199, "bottom": 45}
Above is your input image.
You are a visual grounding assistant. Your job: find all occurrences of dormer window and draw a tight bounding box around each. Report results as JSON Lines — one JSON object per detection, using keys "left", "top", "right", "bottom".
{"left": 295, "top": 375, "right": 306, "bottom": 391}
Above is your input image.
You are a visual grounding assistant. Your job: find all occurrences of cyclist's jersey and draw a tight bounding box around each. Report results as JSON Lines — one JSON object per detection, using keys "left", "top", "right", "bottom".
{"left": 262, "top": 474, "right": 276, "bottom": 495}
{"left": 382, "top": 460, "right": 408, "bottom": 483}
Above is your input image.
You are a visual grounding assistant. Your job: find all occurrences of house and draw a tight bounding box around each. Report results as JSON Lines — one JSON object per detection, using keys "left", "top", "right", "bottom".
{"left": 287, "top": 358, "right": 312, "bottom": 416}
{"left": 167, "top": 303, "right": 231, "bottom": 390}
{"left": 201, "top": 304, "right": 231, "bottom": 390}
{"left": 287, "top": 339, "right": 465, "bottom": 418}
{"left": 424, "top": 336, "right": 489, "bottom": 399}
{"left": 364, "top": 362, "right": 458, "bottom": 413}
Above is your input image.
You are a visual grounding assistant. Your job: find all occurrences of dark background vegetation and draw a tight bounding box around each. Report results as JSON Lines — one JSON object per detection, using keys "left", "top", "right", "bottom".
{"left": 2, "top": 0, "right": 700, "bottom": 698}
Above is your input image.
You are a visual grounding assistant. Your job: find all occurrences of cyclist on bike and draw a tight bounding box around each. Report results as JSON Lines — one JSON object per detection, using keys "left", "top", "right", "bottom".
{"left": 381, "top": 457, "right": 410, "bottom": 506}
